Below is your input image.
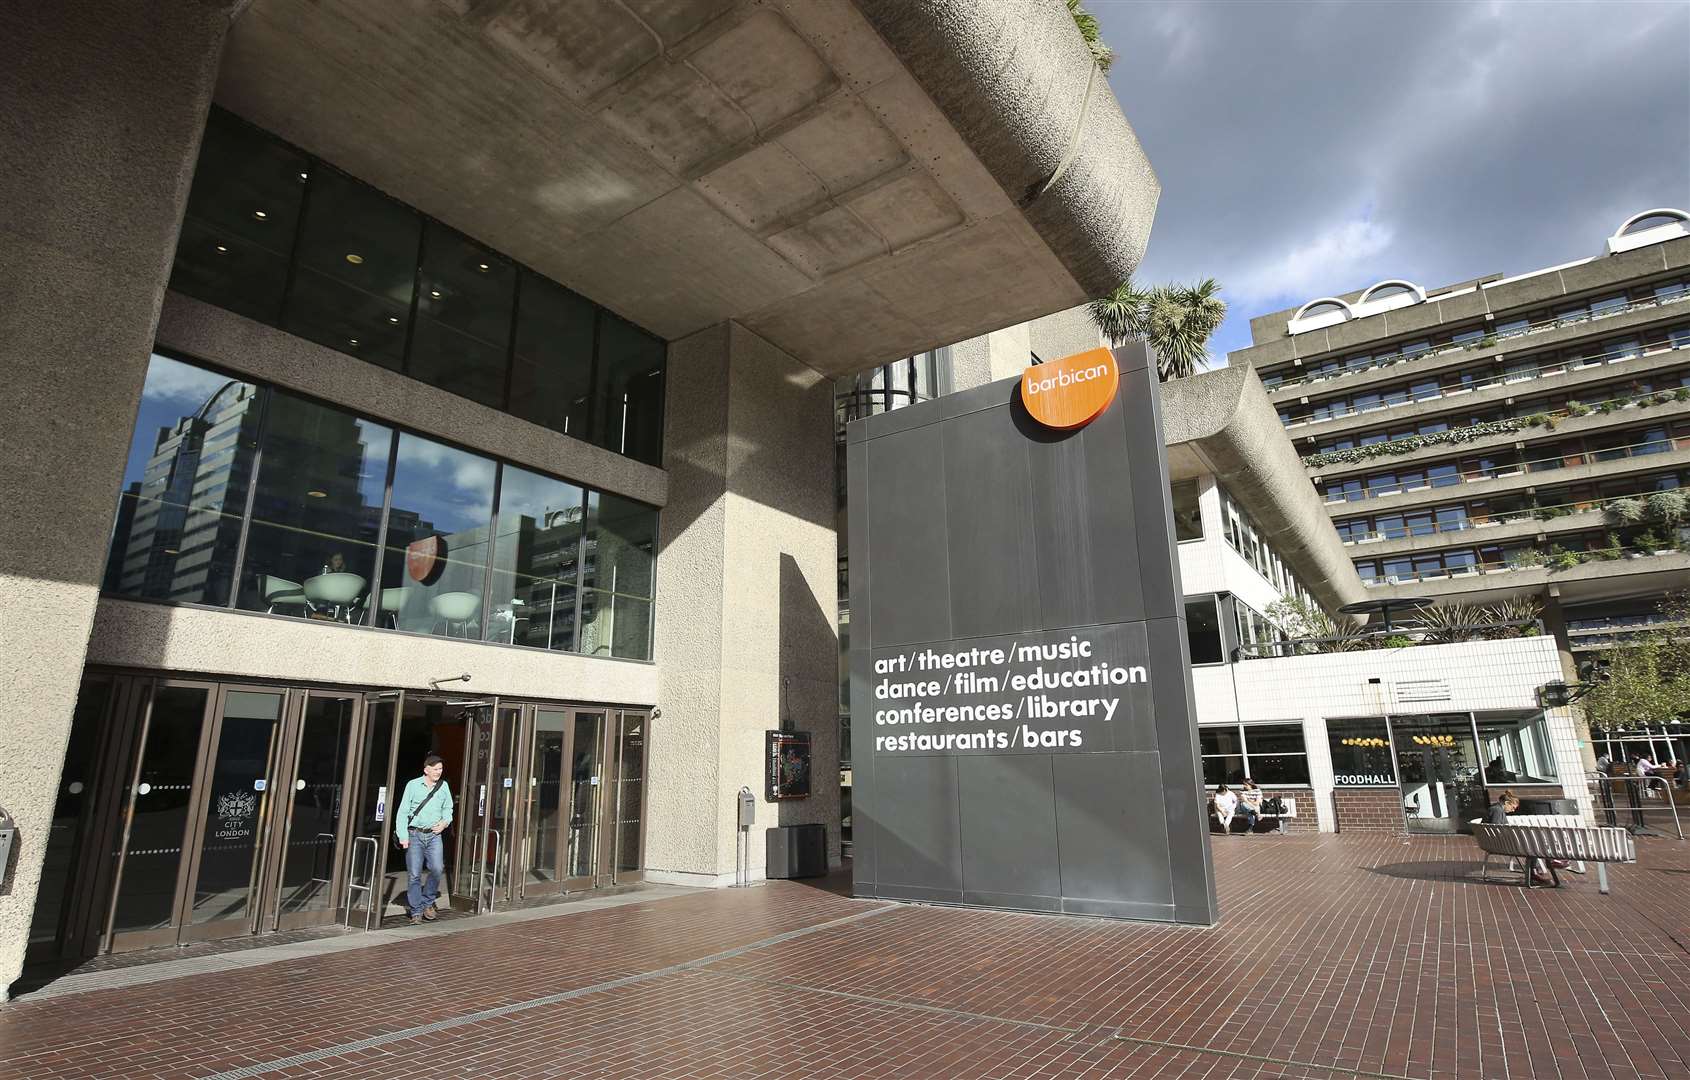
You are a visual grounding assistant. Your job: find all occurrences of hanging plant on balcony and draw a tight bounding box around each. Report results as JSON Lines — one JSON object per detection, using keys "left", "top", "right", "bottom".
{"left": 1645, "top": 489, "right": 1687, "bottom": 528}
{"left": 1604, "top": 497, "right": 1647, "bottom": 527}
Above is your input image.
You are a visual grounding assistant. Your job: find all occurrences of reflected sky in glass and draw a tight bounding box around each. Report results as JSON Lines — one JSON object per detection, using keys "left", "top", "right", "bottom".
{"left": 123, "top": 354, "right": 251, "bottom": 488}
{"left": 391, "top": 432, "right": 495, "bottom": 535}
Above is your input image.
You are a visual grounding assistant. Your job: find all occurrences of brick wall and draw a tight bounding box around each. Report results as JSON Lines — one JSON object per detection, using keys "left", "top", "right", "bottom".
{"left": 1333, "top": 787, "right": 1404, "bottom": 833}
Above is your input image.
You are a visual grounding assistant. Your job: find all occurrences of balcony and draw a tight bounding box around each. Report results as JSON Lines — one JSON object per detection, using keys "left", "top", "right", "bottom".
{"left": 1338, "top": 488, "right": 1689, "bottom": 556}
{"left": 1282, "top": 340, "right": 1690, "bottom": 439}
{"left": 1360, "top": 548, "right": 1690, "bottom": 597}
{"left": 1265, "top": 288, "right": 1690, "bottom": 398}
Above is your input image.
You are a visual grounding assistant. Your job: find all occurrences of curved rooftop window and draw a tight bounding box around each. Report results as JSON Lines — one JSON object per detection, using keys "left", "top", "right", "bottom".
{"left": 1294, "top": 299, "right": 1351, "bottom": 321}
{"left": 1357, "top": 280, "right": 1425, "bottom": 305}
{"left": 1615, "top": 208, "right": 1689, "bottom": 236}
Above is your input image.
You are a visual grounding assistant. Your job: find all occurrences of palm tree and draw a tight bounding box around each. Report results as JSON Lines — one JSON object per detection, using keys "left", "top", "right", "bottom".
{"left": 1088, "top": 277, "right": 1227, "bottom": 381}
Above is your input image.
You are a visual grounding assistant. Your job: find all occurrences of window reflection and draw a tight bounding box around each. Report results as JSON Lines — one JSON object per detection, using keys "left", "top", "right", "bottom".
{"left": 410, "top": 224, "right": 514, "bottom": 408}
{"left": 170, "top": 110, "right": 308, "bottom": 323}
{"left": 284, "top": 169, "right": 419, "bottom": 370}
{"left": 105, "top": 354, "right": 259, "bottom": 606}
{"left": 579, "top": 491, "right": 656, "bottom": 660}
{"left": 382, "top": 434, "right": 496, "bottom": 639}
{"left": 490, "top": 466, "right": 584, "bottom": 651}
{"left": 595, "top": 314, "right": 665, "bottom": 466}
{"left": 235, "top": 391, "right": 392, "bottom": 623}
{"left": 509, "top": 273, "right": 594, "bottom": 439}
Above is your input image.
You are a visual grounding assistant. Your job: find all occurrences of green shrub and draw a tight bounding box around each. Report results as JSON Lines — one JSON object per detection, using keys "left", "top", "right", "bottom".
{"left": 1508, "top": 547, "right": 1546, "bottom": 569}
{"left": 1522, "top": 412, "right": 1550, "bottom": 428}
{"left": 1635, "top": 530, "right": 1667, "bottom": 552}
{"left": 1567, "top": 401, "right": 1592, "bottom": 417}
{"left": 1645, "top": 489, "right": 1687, "bottom": 526}
{"left": 1605, "top": 497, "right": 1646, "bottom": 526}
{"left": 1597, "top": 399, "right": 1620, "bottom": 414}
{"left": 1676, "top": 387, "right": 1690, "bottom": 402}
{"left": 1382, "top": 635, "right": 1415, "bottom": 649}
{"left": 1546, "top": 546, "right": 1583, "bottom": 570}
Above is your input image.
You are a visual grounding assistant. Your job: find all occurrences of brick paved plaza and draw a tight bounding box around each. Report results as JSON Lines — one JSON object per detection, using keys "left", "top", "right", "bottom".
{"left": 3, "top": 834, "right": 1687, "bottom": 1080}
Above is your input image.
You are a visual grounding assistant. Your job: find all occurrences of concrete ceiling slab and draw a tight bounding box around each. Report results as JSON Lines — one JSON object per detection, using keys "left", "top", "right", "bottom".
{"left": 218, "top": 0, "right": 1158, "bottom": 377}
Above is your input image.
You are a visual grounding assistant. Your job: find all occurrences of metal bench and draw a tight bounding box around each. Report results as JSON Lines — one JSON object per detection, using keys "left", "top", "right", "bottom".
{"left": 1472, "top": 822, "right": 1635, "bottom": 893}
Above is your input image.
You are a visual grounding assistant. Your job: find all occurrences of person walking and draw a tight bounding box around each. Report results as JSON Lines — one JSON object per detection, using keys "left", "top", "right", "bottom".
{"left": 395, "top": 752, "right": 454, "bottom": 924}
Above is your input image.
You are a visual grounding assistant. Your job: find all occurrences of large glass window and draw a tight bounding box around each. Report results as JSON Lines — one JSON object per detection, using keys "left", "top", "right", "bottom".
{"left": 1474, "top": 712, "right": 1559, "bottom": 784}
{"left": 490, "top": 465, "right": 585, "bottom": 651}
{"left": 169, "top": 109, "right": 665, "bottom": 464}
{"left": 1186, "top": 597, "right": 1224, "bottom": 665}
{"left": 1170, "top": 479, "right": 1203, "bottom": 541}
{"left": 107, "top": 355, "right": 260, "bottom": 606}
{"left": 509, "top": 274, "right": 595, "bottom": 439}
{"left": 170, "top": 109, "right": 309, "bottom": 324}
{"left": 1201, "top": 723, "right": 1309, "bottom": 786}
{"left": 107, "top": 353, "right": 658, "bottom": 660}
{"left": 579, "top": 492, "right": 656, "bottom": 660}
{"left": 382, "top": 434, "right": 497, "bottom": 639}
{"left": 595, "top": 314, "right": 665, "bottom": 466}
{"left": 284, "top": 168, "right": 420, "bottom": 370}
{"left": 409, "top": 223, "right": 515, "bottom": 409}
{"left": 1327, "top": 717, "right": 1396, "bottom": 785}
{"left": 235, "top": 391, "right": 392, "bottom": 622}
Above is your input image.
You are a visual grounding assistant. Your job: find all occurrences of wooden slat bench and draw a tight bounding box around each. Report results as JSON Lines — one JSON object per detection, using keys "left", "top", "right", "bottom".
{"left": 1471, "top": 821, "right": 1636, "bottom": 893}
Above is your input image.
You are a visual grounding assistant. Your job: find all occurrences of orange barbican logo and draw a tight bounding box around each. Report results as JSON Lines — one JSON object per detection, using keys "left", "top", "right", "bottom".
{"left": 1020, "top": 347, "right": 1120, "bottom": 430}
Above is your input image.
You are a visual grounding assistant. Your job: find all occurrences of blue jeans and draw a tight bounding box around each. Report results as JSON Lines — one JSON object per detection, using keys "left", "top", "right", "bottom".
{"left": 405, "top": 829, "right": 444, "bottom": 915}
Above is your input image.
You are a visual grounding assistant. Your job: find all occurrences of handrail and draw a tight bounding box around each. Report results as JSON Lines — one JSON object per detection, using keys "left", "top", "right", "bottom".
{"left": 1234, "top": 620, "right": 1541, "bottom": 659}
{"left": 478, "top": 827, "right": 503, "bottom": 914}
{"left": 1283, "top": 341, "right": 1690, "bottom": 427}
{"left": 1360, "top": 543, "right": 1684, "bottom": 585}
{"left": 1323, "top": 434, "right": 1688, "bottom": 504}
{"left": 343, "top": 835, "right": 380, "bottom": 931}
{"left": 1590, "top": 774, "right": 1683, "bottom": 839}
{"left": 1266, "top": 289, "right": 1690, "bottom": 394}
{"left": 1337, "top": 483, "right": 1690, "bottom": 544}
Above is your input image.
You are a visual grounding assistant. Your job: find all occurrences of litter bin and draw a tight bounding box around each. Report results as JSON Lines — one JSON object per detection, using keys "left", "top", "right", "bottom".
{"left": 1517, "top": 797, "right": 1578, "bottom": 816}
{"left": 765, "top": 823, "right": 827, "bottom": 879}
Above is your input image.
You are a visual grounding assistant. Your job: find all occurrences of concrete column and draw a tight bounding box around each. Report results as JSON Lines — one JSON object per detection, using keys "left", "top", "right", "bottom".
{"left": 0, "top": 2, "right": 238, "bottom": 992}
{"left": 1541, "top": 588, "right": 1599, "bottom": 774}
{"left": 649, "top": 322, "right": 840, "bottom": 884}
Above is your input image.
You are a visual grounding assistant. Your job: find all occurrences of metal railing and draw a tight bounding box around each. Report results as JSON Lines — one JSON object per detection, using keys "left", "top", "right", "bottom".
{"left": 1323, "top": 433, "right": 1689, "bottom": 505}
{"left": 1337, "top": 484, "right": 1690, "bottom": 545}
{"left": 1284, "top": 341, "right": 1690, "bottom": 428}
{"left": 1590, "top": 774, "right": 1684, "bottom": 839}
{"left": 1266, "top": 288, "right": 1690, "bottom": 395}
{"left": 1360, "top": 543, "right": 1686, "bottom": 585}
{"left": 342, "top": 835, "right": 380, "bottom": 931}
{"left": 1233, "top": 620, "right": 1542, "bottom": 659}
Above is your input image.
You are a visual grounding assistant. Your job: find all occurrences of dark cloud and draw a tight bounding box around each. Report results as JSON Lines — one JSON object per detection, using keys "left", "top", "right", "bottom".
{"left": 1097, "top": 0, "right": 1690, "bottom": 361}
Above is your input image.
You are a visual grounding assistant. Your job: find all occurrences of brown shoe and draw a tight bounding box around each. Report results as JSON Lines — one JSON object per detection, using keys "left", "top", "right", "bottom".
{"left": 408, "top": 913, "right": 423, "bottom": 925}
{"left": 422, "top": 905, "right": 438, "bottom": 921}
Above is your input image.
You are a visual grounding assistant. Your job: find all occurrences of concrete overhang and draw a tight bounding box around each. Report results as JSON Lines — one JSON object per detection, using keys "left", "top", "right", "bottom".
{"left": 216, "top": 0, "right": 1157, "bottom": 377}
{"left": 1161, "top": 365, "right": 1369, "bottom": 613}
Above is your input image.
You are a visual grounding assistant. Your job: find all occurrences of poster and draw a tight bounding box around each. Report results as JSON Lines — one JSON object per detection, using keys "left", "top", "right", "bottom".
{"left": 765, "top": 730, "right": 811, "bottom": 801}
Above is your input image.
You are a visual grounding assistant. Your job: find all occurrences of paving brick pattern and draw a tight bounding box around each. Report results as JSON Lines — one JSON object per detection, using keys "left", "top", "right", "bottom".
{"left": 5, "top": 834, "right": 1688, "bottom": 1080}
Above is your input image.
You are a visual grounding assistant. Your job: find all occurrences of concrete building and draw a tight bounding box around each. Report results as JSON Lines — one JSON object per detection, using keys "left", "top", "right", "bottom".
{"left": 1227, "top": 213, "right": 1690, "bottom": 677}
{"left": 0, "top": 0, "right": 1160, "bottom": 994}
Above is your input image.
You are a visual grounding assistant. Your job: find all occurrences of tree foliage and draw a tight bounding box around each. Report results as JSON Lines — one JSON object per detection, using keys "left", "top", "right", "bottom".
{"left": 1088, "top": 277, "right": 1227, "bottom": 381}
{"left": 1065, "top": 0, "right": 1114, "bottom": 72}
{"left": 1580, "top": 590, "right": 1690, "bottom": 731}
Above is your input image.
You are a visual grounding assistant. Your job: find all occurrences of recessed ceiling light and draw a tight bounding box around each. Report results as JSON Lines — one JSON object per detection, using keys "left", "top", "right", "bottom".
{"left": 253, "top": 209, "right": 268, "bottom": 220}
{"left": 299, "top": 172, "right": 309, "bottom": 181}
{"left": 430, "top": 289, "right": 442, "bottom": 298}
{"left": 348, "top": 338, "right": 360, "bottom": 346}
{"left": 387, "top": 315, "right": 400, "bottom": 323}
{"left": 345, "top": 253, "right": 364, "bottom": 265}
{"left": 306, "top": 489, "right": 328, "bottom": 498}
{"left": 477, "top": 263, "right": 490, "bottom": 272}
{"left": 163, "top": 548, "right": 179, "bottom": 555}
{"left": 215, "top": 245, "right": 228, "bottom": 253}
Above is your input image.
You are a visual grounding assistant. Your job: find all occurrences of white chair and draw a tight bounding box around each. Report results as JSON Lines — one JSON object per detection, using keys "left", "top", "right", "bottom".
{"left": 430, "top": 591, "right": 481, "bottom": 637}
{"left": 303, "top": 571, "right": 366, "bottom": 622}
{"left": 263, "top": 575, "right": 307, "bottom": 614}
{"left": 378, "top": 587, "right": 409, "bottom": 629}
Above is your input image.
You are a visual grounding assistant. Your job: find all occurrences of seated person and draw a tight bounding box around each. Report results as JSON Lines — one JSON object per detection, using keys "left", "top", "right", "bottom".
{"left": 1486, "top": 791, "right": 1568, "bottom": 884}
{"left": 1484, "top": 755, "right": 1516, "bottom": 783}
{"left": 1211, "top": 784, "right": 1238, "bottom": 833}
{"left": 1237, "top": 778, "right": 1264, "bottom": 832}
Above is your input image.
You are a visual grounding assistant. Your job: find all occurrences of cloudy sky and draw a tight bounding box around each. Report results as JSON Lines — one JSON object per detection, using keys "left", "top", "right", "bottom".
{"left": 1097, "top": 0, "right": 1690, "bottom": 363}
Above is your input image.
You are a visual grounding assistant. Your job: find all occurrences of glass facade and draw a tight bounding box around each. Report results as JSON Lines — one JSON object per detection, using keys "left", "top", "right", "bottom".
{"left": 1200, "top": 723, "right": 1310, "bottom": 786}
{"left": 170, "top": 107, "right": 664, "bottom": 465}
{"left": 1170, "top": 479, "right": 1203, "bottom": 541}
{"left": 1186, "top": 597, "right": 1224, "bottom": 665}
{"left": 106, "top": 352, "right": 657, "bottom": 660}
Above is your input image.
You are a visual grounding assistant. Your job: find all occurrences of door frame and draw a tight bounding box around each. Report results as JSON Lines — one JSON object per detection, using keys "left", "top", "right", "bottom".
{"left": 103, "top": 678, "right": 220, "bottom": 953}
{"left": 262, "top": 689, "right": 365, "bottom": 933}
{"left": 173, "top": 682, "right": 291, "bottom": 945}
{"left": 605, "top": 709, "right": 650, "bottom": 887}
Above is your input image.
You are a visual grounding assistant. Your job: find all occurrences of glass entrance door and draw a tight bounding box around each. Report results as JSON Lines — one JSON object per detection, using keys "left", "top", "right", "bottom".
{"left": 566, "top": 710, "right": 606, "bottom": 887}
{"left": 521, "top": 707, "right": 569, "bottom": 896}
{"left": 1393, "top": 713, "right": 1487, "bottom": 833}
{"left": 267, "top": 692, "right": 361, "bottom": 931}
{"left": 177, "top": 687, "right": 286, "bottom": 942}
{"left": 455, "top": 704, "right": 516, "bottom": 910}
{"left": 607, "top": 710, "right": 648, "bottom": 885}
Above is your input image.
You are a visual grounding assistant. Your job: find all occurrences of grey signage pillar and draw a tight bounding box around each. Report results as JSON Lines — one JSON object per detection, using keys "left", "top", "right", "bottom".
{"left": 846, "top": 341, "right": 1218, "bottom": 923}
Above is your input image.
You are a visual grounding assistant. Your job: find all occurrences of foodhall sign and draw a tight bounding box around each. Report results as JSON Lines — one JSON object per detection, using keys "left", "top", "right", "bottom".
{"left": 1020, "top": 347, "right": 1120, "bottom": 430}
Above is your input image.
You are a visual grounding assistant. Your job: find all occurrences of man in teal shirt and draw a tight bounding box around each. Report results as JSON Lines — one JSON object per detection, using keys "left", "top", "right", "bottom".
{"left": 395, "top": 753, "right": 454, "bottom": 923}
